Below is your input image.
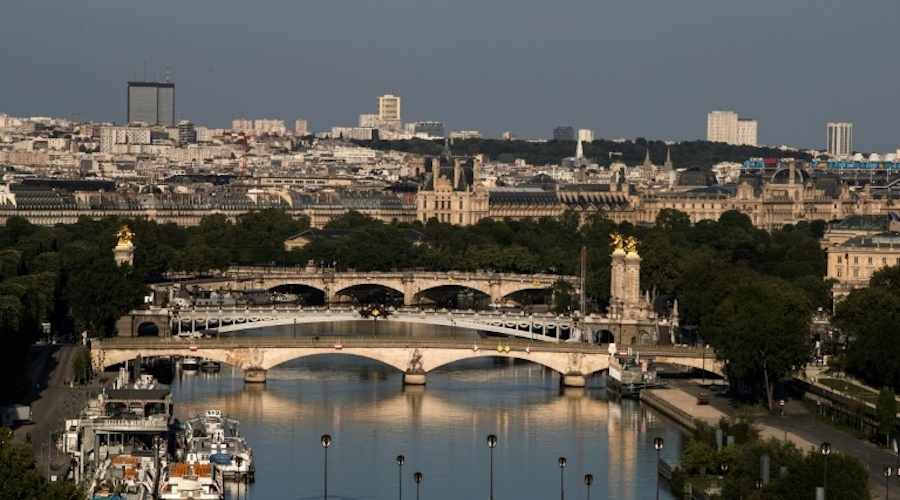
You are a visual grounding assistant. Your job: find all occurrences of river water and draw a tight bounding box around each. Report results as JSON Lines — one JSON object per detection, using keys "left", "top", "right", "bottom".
{"left": 169, "top": 322, "right": 681, "bottom": 500}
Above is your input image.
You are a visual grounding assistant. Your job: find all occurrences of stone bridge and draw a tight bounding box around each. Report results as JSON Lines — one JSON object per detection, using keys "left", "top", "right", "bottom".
{"left": 91, "top": 338, "right": 722, "bottom": 387}
{"left": 155, "top": 267, "right": 579, "bottom": 307}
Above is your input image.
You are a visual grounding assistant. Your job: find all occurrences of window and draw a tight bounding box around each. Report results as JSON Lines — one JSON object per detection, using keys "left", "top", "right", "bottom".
{"left": 837, "top": 256, "right": 842, "bottom": 264}
{"left": 853, "top": 257, "right": 859, "bottom": 264}
{"left": 867, "top": 257, "right": 873, "bottom": 265}
{"left": 837, "top": 268, "right": 842, "bottom": 277}
{"left": 883, "top": 258, "right": 887, "bottom": 265}
{"left": 853, "top": 268, "right": 858, "bottom": 278}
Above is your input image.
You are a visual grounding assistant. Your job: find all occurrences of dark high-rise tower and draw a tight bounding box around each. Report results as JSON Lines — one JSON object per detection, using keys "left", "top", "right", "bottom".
{"left": 127, "top": 81, "right": 175, "bottom": 126}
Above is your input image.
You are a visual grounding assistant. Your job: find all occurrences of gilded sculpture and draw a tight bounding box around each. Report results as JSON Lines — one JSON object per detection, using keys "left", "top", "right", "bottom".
{"left": 610, "top": 232, "right": 624, "bottom": 251}
{"left": 625, "top": 235, "right": 639, "bottom": 254}
{"left": 116, "top": 225, "right": 134, "bottom": 246}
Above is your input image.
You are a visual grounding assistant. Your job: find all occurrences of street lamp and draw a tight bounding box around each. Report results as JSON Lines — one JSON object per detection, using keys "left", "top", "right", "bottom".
{"left": 654, "top": 437, "right": 664, "bottom": 500}
{"left": 558, "top": 457, "right": 567, "bottom": 500}
{"left": 886, "top": 466, "right": 893, "bottom": 500}
{"left": 487, "top": 434, "right": 497, "bottom": 500}
{"left": 414, "top": 472, "right": 422, "bottom": 500}
{"left": 397, "top": 455, "right": 405, "bottom": 500}
{"left": 820, "top": 441, "right": 831, "bottom": 496}
{"left": 321, "top": 435, "right": 331, "bottom": 500}
{"left": 584, "top": 474, "right": 593, "bottom": 500}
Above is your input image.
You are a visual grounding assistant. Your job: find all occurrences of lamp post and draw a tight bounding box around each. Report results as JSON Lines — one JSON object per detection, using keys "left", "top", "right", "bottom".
{"left": 414, "top": 472, "right": 422, "bottom": 500}
{"left": 487, "top": 434, "right": 497, "bottom": 500}
{"left": 558, "top": 457, "right": 567, "bottom": 500}
{"left": 654, "top": 437, "right": 664, "bottom": 500}
{"left": 321, "top": 435, "right": 331, "bottom": 500}
{"left": 397, "top": 455, "right": 405, "bottom": 500}
{"left": 820, "top": 442, "right": 831, "bottom": 497}
{"left": 886, "top": 466, "right": 893, "bottom": 500}
{"left": 584, "top": 474, "right": 593, "bottom": 500}
{"left": 293, "top": 317, "right": 297, "bottom": 339}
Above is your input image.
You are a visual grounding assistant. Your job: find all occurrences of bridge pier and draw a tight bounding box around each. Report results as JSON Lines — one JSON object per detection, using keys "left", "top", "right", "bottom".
{"left": 244, "top": 368, "right": 267, "bottom": 383}
{"left": 561, "top": 374, "right": 586, "bottom": 387}
{"left": 403, "top": 371, "right": 426, "bottom": 385}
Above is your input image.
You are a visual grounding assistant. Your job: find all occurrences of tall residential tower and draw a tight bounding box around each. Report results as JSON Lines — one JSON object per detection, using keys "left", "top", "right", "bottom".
{"left": 377, "top": 94, "right": 401, "bottom": 130}
{"left": 827, "top": 122, "right": 853, "bottom": 157}
{"left": 127, "top": 81, "right": 175, "bottom": 126}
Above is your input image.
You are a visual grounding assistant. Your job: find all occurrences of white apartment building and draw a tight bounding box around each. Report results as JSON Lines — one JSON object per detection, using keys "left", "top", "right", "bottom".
{"left": 707, "top": 111, "right": 757, "bottom": 146}
{"left": 254, "top": 119, "right": 286, "bottom": 135}
{"left": 377, "top": 94, "right": 401, "bottom": 130}
{"left": 294, "top": 119, "right": 308, "bottom": 136}
{"left": 578, "top": 129, "right": 595, "bottom": 142}
{"left": 707, "top": 111, "right": 738, "bottom": 143}
{"left": 827, "top": 122, "right": 853, "bottom": 157}
{"left": 450, "top": 130, "right": 482, "bottom": 140}
{"left": 737, "top": 119, "right": 757, "bottom": 147}
{"left": 231, "top": 119, "right": 253, "bottom": 132}
{"left": 359, "top": 114, "right": 379, "bottom": 128}
{"left": 100, "top": 126, "right": 151, "bottom": 153}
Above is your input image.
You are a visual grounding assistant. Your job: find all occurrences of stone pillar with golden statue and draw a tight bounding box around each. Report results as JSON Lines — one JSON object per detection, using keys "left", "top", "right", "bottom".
{"left": 113, "top": 225, "right": 135, "bottom": 266}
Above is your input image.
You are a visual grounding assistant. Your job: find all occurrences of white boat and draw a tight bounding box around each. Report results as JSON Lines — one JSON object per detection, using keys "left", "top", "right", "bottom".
{"left": 159, "top": 462, "right": 222, "bottom": 500}
{"left": 181, "top": 357, "right": 200, "bottom": 371}
{"left": 606, "top": 350, "right": 663, "bottom": 398}
{"left": 182, "top": 410, "right": 255, "bottom": 483}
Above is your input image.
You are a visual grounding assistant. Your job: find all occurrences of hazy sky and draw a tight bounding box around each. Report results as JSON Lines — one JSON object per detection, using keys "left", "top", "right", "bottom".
{"left": 2, "top": 1, "right": 898, "bottom": 152}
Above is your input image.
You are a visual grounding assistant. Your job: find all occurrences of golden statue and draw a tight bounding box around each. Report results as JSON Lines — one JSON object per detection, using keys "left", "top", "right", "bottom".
{"left": 625, "top": 236, "right": 639, "bottom": 254}
{"left": 116, "top": 225, "right": 134, "bottom": 246}
{"left": 610, "top": 232, "right": 625, "bottom": 251}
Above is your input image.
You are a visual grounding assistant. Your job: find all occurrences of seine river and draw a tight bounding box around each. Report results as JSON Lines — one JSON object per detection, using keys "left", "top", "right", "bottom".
{"left": 169, "top": 321, "right": 681, "bottom": 500}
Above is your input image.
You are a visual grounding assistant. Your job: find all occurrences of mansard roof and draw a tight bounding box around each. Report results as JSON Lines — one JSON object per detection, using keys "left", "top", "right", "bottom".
{"left": 488, "top": 187, "right": 558, "bottom": 206}
{"left": 676, "top": 168, "right": 717, "bottom": 187}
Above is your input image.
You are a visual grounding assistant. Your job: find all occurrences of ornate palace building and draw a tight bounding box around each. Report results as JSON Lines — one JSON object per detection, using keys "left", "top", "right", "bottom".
{"left": 3, "top": 148, "right": 900, "bottom": 234}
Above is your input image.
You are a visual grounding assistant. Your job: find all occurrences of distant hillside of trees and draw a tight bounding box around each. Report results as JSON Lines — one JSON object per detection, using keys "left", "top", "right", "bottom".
{"left": 352, "top": 138, "right": 812, "bottom": 169}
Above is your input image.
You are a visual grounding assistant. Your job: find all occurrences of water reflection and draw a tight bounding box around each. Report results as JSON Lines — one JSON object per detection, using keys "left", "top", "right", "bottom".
{"left": 171, "top": 350, "right": 679, "bottom": 499}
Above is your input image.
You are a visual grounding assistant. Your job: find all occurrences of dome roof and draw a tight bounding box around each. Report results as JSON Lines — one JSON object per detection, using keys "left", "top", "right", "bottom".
{"left": 770, "top": 167, "right": 810, "bottom": 184}
{"left": 676, "top": 168, "right": 717, "bottom": 187}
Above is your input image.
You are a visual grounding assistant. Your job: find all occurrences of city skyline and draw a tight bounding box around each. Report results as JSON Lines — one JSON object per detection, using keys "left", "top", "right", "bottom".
{"left": 1, "top": 1, "right": 898, "bottom": 152}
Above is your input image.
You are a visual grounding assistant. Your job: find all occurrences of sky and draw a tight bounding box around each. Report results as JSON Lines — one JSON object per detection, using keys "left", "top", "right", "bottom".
{"left": 1, "top": 1, "right": 898, "bottom": 153}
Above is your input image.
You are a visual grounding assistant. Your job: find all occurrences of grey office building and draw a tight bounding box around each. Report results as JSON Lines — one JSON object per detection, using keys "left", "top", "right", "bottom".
{"left": 127, "top": 82, "right": 175, "bottom": 126}
{"left": 553, "top": 126, "right": 574, "bottom": 141}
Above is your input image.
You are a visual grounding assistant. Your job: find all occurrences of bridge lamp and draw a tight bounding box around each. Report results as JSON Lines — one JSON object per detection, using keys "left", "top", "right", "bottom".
{"left": 414, "top": 472, "right": 422, "bottom": 500}
{"left": 653, "top": 437, "right": 664, "bottom": 500}
{"left": 397, "top": 455, "right": 404, "bottom": 500}
{"left": 487, "top": 434, "right": 497, "bottom": 500}
{"left": 584, "top": 474, "right": 593, "bottom": 500}
{"left": 821, "top": 442, "right": 831, "bottom": 496}
{"left": 558, "top": 457, "right": 566, "bottom": 500}
{"left": 321, "top": 435, "right": 332, "bottom": 500}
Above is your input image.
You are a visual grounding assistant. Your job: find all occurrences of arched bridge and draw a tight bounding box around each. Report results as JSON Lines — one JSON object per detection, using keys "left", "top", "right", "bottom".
{"left": 156, "top": 267, "right": 579, "bottom": 307}
{"left": 91, "top": 338, "right": 722, "bottom": 387}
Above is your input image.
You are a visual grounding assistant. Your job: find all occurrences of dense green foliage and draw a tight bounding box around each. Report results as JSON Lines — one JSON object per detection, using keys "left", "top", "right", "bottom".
{"left": 352, "top": 138, "right": 811, "bottom": 169}
{"left": 0, "top": 428, "right": 84, "bottom": 500}
{"left": 833, "top": 265, "right": 900, "bottom": 390}
{"left": 674, "top": 418, "right": 871, "bottom": 500}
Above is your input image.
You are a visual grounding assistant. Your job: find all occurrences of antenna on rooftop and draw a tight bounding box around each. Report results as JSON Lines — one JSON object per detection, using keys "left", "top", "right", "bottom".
{"left": 165, "top": 67, "right": 170, "bottom": 83}
{"left": 143, "top": 58, "right": 147, "bottom": 81}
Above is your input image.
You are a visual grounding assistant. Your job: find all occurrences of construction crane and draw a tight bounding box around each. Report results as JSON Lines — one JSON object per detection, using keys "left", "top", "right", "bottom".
{"left": 225, "top": 131, "right": 250, "bottom": 177}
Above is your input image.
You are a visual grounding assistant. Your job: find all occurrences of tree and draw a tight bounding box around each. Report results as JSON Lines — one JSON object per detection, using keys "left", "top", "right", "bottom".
{"left": 703, "top": 274, "right": 811, "bottom": 409}
{"left": 833, "top": 286, "right": 900, "bottom": 389}
{"left": 0, "top": 427, "right": 84, "bottom": 499}
{"left": 875, "top": 387, "right": 897, "bottom": 446}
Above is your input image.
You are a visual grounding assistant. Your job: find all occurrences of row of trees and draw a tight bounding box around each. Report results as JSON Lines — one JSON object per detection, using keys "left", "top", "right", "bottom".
{"left": 353, "top": 137, "right": 810, "bottom": 169}
{"left": 675, "top": 417, "right": 870, "bottom": 500}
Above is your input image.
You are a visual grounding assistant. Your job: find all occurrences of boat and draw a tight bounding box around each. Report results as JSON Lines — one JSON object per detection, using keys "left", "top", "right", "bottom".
{"left": 181, "top": 357, "right": 200, "bottom": 371}
{"left": 606, "top": 348, "right": 664, "bottom": 398}
{"left": 200, "top": 359, "right": 221, "bottom": 373}
{"left": 158, "top": 462, "right": 223, "bottom": 500}
{"left": 181, "top": 410, "right": 255, "bottom": 483}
